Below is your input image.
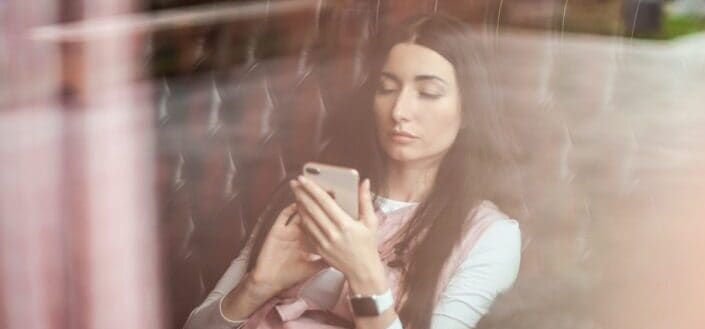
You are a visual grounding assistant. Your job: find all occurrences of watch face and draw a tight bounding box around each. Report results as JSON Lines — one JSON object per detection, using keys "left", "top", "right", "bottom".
{"left": 350, "top": 297, "right": 381, "bottom": 316}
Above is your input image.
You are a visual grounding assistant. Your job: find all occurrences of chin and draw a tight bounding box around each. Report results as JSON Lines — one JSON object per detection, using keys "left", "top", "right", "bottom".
{"left": 383, "top": 146, "right": 418, "bottom": 163}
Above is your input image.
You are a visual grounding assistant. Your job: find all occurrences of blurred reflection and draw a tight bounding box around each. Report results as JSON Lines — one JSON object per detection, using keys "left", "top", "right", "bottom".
{"left": 1, "top": 1, "right": 705, "bottom": 329}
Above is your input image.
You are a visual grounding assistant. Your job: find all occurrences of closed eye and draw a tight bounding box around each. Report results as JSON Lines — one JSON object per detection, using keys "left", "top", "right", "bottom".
{"left": 419, "top": 91, "right": 443, "bottom": 99}
{"left": 378, "top": 73, "right": 400, "bottom": 95}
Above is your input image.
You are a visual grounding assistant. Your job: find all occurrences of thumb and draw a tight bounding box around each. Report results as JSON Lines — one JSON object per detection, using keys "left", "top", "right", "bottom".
{"left": 358, "top": 179, "right": 377, "bottom": 228}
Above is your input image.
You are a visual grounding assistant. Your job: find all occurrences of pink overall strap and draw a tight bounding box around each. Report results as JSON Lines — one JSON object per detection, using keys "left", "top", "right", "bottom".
{"left": 433, "top": 201, "right": 506, "bottom": 304}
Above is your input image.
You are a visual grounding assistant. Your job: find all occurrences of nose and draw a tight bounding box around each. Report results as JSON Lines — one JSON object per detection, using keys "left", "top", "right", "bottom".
{"left": 391, "top": 88, "right": 416, "bottom": 124}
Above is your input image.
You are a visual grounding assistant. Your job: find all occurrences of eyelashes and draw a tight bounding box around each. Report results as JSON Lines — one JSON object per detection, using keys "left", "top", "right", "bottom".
{"left": 375, "top": 87, "right": 444, "bottom": 99}
{"left": 419, "top": 91, "right": 442, "bottom": 99}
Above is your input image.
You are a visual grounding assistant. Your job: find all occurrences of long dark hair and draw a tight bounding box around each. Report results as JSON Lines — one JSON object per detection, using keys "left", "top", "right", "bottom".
{"left": 247, "top": 15, "right": 517, "bottom": 329}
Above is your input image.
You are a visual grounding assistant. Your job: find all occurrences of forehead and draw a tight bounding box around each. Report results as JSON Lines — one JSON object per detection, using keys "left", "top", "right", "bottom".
{"left": 381, "top": 43, "right": 456, "bottom": 83}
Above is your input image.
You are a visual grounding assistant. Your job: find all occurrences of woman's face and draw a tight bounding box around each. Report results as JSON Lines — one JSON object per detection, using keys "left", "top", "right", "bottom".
{"left": 374, "top": 43, "right": 462, "bottom": 166}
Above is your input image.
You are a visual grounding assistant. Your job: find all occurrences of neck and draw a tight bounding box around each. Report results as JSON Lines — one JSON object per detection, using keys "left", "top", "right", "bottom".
{"left": 382, "top": 157, "right": 440, "bottom": 203}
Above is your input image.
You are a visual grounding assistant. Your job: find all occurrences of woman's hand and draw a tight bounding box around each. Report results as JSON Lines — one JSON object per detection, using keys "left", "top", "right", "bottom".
{"left": 251, "top": 203, "right": 328, "bottom": 295}
{"left": 290, "top": 177, "right": 389, "bottom": 295}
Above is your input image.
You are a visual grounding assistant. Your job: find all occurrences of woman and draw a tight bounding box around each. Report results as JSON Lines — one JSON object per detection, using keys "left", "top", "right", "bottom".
{"left": 184, "top": 15, "right": 521, "bottom": 329}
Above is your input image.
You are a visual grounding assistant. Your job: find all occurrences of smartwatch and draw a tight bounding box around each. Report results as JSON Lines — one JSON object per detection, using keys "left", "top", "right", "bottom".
{"left": 348, "top": 288, "right": 394, "bottom": 317}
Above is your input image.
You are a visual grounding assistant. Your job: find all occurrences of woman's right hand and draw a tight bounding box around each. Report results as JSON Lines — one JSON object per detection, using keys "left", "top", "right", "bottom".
{"left": 220, "top": 203, "right": 327, "bottom": 321}
{"left": 251, "top": 203, "right": 328, "bottom": 295}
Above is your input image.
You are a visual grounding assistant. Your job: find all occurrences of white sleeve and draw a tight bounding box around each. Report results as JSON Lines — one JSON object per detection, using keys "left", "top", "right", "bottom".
{"left": 181, "top": 239, "right": 253, "bottom": 329}
{"left": 430, "top": 219, "right": 522, "bottom": 329}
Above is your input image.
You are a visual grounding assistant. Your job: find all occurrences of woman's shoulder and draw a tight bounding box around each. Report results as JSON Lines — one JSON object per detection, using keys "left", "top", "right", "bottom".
{"left": 472, "top": 199, "right": 508, "bottom": 219}
{"left": 475, "top": 218, "right": 521, "bottom": 250}
{"left": 464, "top": 200, "right": 518, "bottom": 228}
{"left": 459, "top": 200, "right": 521, "bottom": 254}
{"left": 437, "top": 201, "right": 521, "bottom": 298}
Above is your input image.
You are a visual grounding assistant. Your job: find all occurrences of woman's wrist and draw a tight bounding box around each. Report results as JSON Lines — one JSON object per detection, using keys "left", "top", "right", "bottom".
{"left": 347, "top": 257, "right": 389, "bottom": 296}
{"left": 221, "top": 273, "right": 279, "bottom": 320}
{"left": 249, "top": 269, "right": 285, "bottom": 297}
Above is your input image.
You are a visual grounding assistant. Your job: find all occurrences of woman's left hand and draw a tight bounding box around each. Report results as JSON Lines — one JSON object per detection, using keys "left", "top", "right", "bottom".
{"left": 290, "top": 176, "right": 389, "bottom": 295}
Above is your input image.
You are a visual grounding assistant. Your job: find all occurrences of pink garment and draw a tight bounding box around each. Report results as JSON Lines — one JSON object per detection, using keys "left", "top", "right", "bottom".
{"left": 241, "top": 201, "right": 505, "bottom": 329}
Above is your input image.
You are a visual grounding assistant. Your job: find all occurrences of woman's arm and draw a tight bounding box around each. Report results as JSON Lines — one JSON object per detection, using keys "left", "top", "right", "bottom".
{"left": 220, "top": 272, "right": 280, "bottom": 321}
{"left": 181, "top": 239, "right": 258, "bottom": 329}
{"left": 180, "top": 244, "right": 281, "bottom": 329}
{"left": 180, "top": 228, "right": 284, "bottom": 328}
{"left": 183, "top": 202, "right": 328, "bottom": 328}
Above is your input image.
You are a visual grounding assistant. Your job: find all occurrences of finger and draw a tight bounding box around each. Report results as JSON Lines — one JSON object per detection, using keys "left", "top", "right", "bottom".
{"left": 284, "top": 214, "right": 317, "bottom": 254}
{"left": 297, "top": 175, "right": 351, "bottom": 225}
{"left": 288, "top": 212, "right": 302, "bottom": 226}
{"left": 297, "top": 226, "right": 318, "bottom": 254}
{"left": 285, "top": 207, "right": 300, "bottom": 226}
{"left": 291, "top": 180, "right": 339, "bottom": 238}
{"left": 284, "top": 213, "right": 310, "bottom": 249}
{"left": 297, "top": 204, "right": 328, "bottom": 249}
{"left": 359, "top": 179, "right": 378, "bottom": 228}
{"left": 274, "top": 203, "right": 298, "bottom": 229}
{"left": 286, "top": 213, "right": 303, "bottom": 233}
{"left": 297, "top": 229, "right": 324, "bottom": 260}
{"left": 276, "top": 209, "right": 305, "bottom": 240}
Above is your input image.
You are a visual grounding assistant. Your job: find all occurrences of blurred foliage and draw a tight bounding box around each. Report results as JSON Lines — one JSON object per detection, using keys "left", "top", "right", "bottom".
{"left": 655, "top": 14, "right": 705, "bottom": 39}
{"left": 507, "top": 0, "right": 705, "bottom": 40}
{"left": 558, "top": 0, "right": 705, "bottom": 40}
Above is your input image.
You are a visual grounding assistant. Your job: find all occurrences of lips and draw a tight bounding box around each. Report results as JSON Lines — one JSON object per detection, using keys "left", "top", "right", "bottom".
{"left": 391, "top": 130, "right": 418, "bottom": 139}
{"left": 389, "top": 130, "right": 418, "bottom": 144}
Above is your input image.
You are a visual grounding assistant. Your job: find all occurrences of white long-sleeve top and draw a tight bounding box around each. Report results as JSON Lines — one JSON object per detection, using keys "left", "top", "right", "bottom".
{"left": 183, "top": 197, "right": 521, "bottom": 329}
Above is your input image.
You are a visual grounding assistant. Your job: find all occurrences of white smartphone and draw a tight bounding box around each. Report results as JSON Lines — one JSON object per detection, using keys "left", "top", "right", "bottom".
{"left": 303, "top": 162, "right": 360, "bottom": 219}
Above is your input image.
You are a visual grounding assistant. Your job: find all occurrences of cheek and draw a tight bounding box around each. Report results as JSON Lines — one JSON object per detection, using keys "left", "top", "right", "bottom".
{"left": 424, "top": 99, "right": 462, "bottom": 138}
{"left": 417, "top": 102, "right": 462, "bottom": 156}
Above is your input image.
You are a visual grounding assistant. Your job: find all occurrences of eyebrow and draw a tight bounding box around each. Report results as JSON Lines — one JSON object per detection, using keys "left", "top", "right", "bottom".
{"left": 380, "top": 72, "right": 448, "bottom": 87}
